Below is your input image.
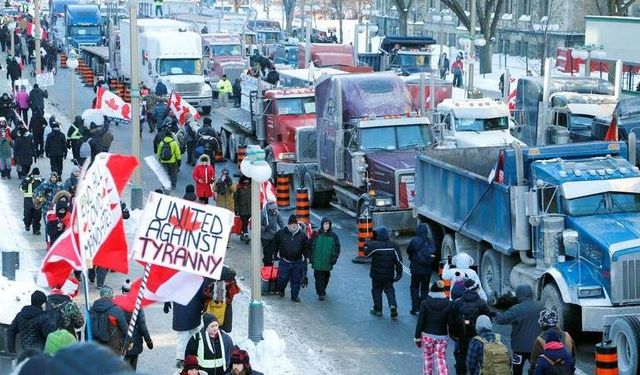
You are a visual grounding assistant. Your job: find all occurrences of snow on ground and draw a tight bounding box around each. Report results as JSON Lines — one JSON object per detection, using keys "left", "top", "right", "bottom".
{"left": 0, "top": 276, "right": 38, "bottom": 325}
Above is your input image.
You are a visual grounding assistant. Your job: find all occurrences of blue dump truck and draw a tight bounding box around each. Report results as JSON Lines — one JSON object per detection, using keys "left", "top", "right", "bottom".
{"left": 64, "top": 4, "right": 102, "bottom": 50}
{"left": 414, "top": 142, "right": 640, "bottom": 374}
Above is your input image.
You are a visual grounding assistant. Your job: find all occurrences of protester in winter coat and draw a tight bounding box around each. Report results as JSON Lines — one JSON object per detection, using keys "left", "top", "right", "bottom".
{"left": 234, "top": 175, "right": 251, "bottom": 242}
{"left": 156, "top": 133, "right": 182, "bottom": 190}
{"left": 20, "top": 167, "right": 43, "bottom": 235}
{"left": 192, "top": 154, "right": 215, "bottom": 204}
{"left": 7, "top": 58, "right": 21, "bottom": 89}
{"left": 45, "top": 121, "right": 67, "bottom": 176}
{"left": 273, "top": 215, "right": 311, "bottom": 302}
{"left": 495, "top": 284, "right": 544, "bottom": 375}
{"left": 28, "top": 83, "right": 47, "bottom": 114}
{"left": 155, "top": 80, "right": 168, "bottom": 96}
{"left": 67, "top": 116, "right": 86, "bottom": 162}
{"left": 415, "top": 281, "right": 452, "bottom": 375}
{"left": 310, "top": 218, "right": 340, "bottom": 300}
{"left": 185, "top": 313, "right": 234, "bottom": 375}
{"left": 183, "top": 184, "right": 198, "bottom": 202}
{"left": 15, "top": 85, "right": 29, "bottom": 124}
{"left": 13, "top": 126, "right": 34, "bottom": 178}
{"left": 165, "top": 278, "right": 211, "bottom": 368}
{"left": 177, "top": 355, "right": 205, "bottom": 375}
{"left": 217, "top": 75, "right": 232, "bottom": 108}
{"left": 260, "top": 200, "right": 284, "bottom": 266}
{"left": 466, "top": 315, "right": 509, "bottom": 375}
{"left": 46, "top": 287, "right": 84, "bottom": 336}
{"left": 43, "top": 329, "right": 76, "bottom": 355}
{"left": 33, "top": 172, "right": 63, "bottom": 227}
{"left": 120, "top": 281, "right": 153, "bottom": 370}
{"left": 0, "top": 118, "right": 12, "bottom": 179}
{"left": 449, "top": 279, "right": 493, "bottom": 375}
{"left": 532, "top": 330, "right": 575, "bottom": 375}
{"left": 364, "top": 226, "right": 403, "bottom": 318}
{"left": 29, "top": 110, "right": 46, "bottom": 157}
{"left": 203, "top": 266, "right": 240, "bottom": 333}
{"left": 46, "top": 200, "right": 70, "bottom": 247}
{"left": 8, "top": 290, "right": 56, "bottom": 353}
{"left": 406, "top": 223, "right": 435, "bottom": 314}
{"left": 184, "top": 121, "right": 198, "bottom": 166}
{"left": 451, "top": 56, "right": 464, "bottom": 88}
{"left": 228, "top": 348, "right": 265, "bottom": 375}
{"left": 529, "top": 309, "right": 576, "bottom": 375}
{"left": 63, "top": 166, "right": 80, "bottom": 196}
{"left": 0, "top": 92, "right": 14, "bottom": 121}
{"left": 89, "top": 287, "right": 128, "bottom": 353}
{"left": 213, "top": 169, "right": 236, "bottom": 210}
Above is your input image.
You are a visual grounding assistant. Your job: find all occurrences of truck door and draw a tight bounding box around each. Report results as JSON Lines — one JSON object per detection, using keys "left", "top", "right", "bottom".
{"left": 264, "top": 99, "right": 276, "bottom": 143}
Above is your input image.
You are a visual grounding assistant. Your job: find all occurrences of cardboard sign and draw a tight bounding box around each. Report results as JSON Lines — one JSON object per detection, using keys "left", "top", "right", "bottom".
{"left": 36, "top": 72, "right": 54, "bottom": 87}
{"left": 132, "top": 192, "right": 233, "bottom": 279}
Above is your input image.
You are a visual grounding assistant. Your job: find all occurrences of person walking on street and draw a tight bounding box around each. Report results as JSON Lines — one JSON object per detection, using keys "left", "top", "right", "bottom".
{"left": 310, "top": 218, "right": 340, "bottom": 301}
{"left": 234, "top": 175, "right": 251, "bottom": 242}
{"left": 449, "top": 279, "right": 492, "bottom": 375}
{"left": 7, "top": 57, "right": 21, "bottom": 89}
{"left": 13, "top": 125, "right": 34, "bottom": 178}
{"left": 185, "top": 313, "right": 234, "bottom": 375}
{"left": 0, "top": 118, "right": 13, "bottom": 179}
{"left": 364, "top": 226, "right": 403, "bottom": 318}
{"left": 213, "top": 168, "right": 235, "bottom": 210}
{"left": 495, "top": 284, "right": 544, "bottom": 375}
{"left": 28, "top": 83, "right": 48, "bottom": 115}
{"left": 273, "top": 215, "right": 310, "bottom": 302}
{"left": 45, "top": 121, "right": 67, "bottom": 176}
{"left": 261, "top": 199, "right": 284, "bottom": 266}
{"left": 155, "top": 79, "right": 168, "bottom": 96}
{"left": 20, "top": 167, "right": 43, "bottom": 235}
{"left": 7, "top": 290, "right": 56, "bottom": 353}
{"left": 121, "top": 281, "right": 154, "bottom": 371}
{"left": 217, "top": 75, "right": 232, "bottom": 108}
{"left": 466, "top": 315, "right": 511, "bottom": 375}
{"left": 33, "top": 172, "right": 63, "bottom": 229}
{"left": 531, "top": 330, "right": 575, "bottom": 375}
{"left": 192, "top": 154, "right": 215, "bottom": 204}
{"left": 451, "top": 56, "right": 464, "bottom": 88}
{"left": 438, "top": 53, "right": 450, "bottom": 79}
{"left": 529, "top": 310, "right": 576, "bottom": 374}
{"left": 156, "top": 131, "right": 181, "bottom": 190}
{"left": 415, "top": 280, "right": 452, "bottom": 375}
{"left": 29, "top": 110, "right": 46, "bottom": 158}
{"left": 89, "top": 286, "right": 128, "bottom": 353}
{"left": 406, "top": 223, "right": 435, "bottom": 315}
{"left": 67, "top": 115, "right": 86, "bottom": 163}
{"left": 15, "top": 85, "right": 29, "bottom": 125}
{"left": 154, "top": 0, "right": 163, "bottom": 18}
{"left": 46, "top": 284, "right": 84, "bottom": 337}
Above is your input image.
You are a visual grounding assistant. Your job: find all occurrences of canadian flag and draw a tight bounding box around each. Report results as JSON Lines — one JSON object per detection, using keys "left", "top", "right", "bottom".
{"left": 26, "top": 22, "right": 47, "bottom": 40}
{"left": 169, "top": 92, "right": 200, "bottom": 125}
{"left": 94, "top": 86, "right": 131, "bottom": 121}
{"left": 37, "top": 210, "right": 83, "bottom": 289}
{"left": 113, "top": 263, "right": 204, "bottom": 312}
{"left": 507, "top": 77, "right": 517, "bottom": 112}
{"left": 605, "top": 114, "right": 619, "bottom": 142}
{"left": 259, "top": 180, "right": 276, "bottom": 208}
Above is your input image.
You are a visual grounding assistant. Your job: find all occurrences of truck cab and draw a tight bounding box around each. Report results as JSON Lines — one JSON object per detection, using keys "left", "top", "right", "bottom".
{"left": 201, "top": 33, "right": 246, "bottom": 91}
{"left": 380, "top": 36, "right": 436, "bottom": 75}
{"left": 248, "top": 19, "right": 281, "bottom": 45}
{"left": 435, "top": 98, "right": 525, "bottom": 148}
{"left": 547, "top": 93, "right": 617, "bottom": 144}
{"left": 65, "top": 4, "right": 102, "bottom": 50}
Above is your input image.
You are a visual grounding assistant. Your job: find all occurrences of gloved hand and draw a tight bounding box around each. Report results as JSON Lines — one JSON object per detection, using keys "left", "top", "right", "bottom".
{"left": 301, "top": 276, "right": 308, "bottom": 288}
{"left": 145, "top": 338, "right": 154, "bottom": 350}
{"left": 163, "top": 302, "right": 171, "bottom": 314}
{"left": 415, "top": 339, "right": 422, "bottom": 348}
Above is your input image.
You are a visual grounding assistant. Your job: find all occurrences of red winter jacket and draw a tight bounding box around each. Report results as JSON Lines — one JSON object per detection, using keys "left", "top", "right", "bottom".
{"left": 192, "top": 163, "right": 215, "bottom": 198}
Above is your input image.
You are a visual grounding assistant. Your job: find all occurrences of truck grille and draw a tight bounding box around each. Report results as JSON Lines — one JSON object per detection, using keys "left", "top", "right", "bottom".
{"left": 295, "top": 127, "right": 316, "bottom": 163}
{"left": 611, "top": 256, "right": 640, "bottom": 304}
{"left": 222, "top": 65, "right": 245, "bottom": 83}
{"left": 172, "top": 82, "right": 202, "bottom": 96}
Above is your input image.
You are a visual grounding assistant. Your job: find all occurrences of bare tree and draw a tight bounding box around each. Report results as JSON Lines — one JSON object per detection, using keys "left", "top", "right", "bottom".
{"left": 283, "top": 0, "right": 296, "bottom": 32}
{"left": 329, "top": 0, "right": 344, "bottom": 42}
{"left": 596, "top": 0, "right": 638, "bottom": 15}
{"left": 391, "top": 0, "right": 413, "bottom": 36}
{"left": 441, "top": 0, "right": 505, "bottom": 74}
{"left": 524, "top": 0, "right": 565, "bottom": 76}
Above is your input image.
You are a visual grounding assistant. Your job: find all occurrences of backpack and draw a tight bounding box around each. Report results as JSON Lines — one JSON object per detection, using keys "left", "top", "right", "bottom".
{"left": 540, "top": 354, "right": 572, "bottom": 375}
{"left": 47, "top": 299, "right": 70, "bottom": 329}
{"left": 475, "top": 334, "right": 511, "bottom": 375}
{"left": 79, "top": 140, "right": 91, "bottom": 159}
{"left": 90, "top": 308, "right": 115, "bottom": 343}
{"left": 160, "top": 140, "right": 173, "bottom": 161}
{"left": 414, "top": 239, "right": 435, "bottom": 265}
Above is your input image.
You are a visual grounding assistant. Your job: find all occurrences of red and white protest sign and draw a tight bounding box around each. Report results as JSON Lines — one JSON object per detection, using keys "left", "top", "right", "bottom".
{"left": 169, "top": 92, "right": 200, "bottom": 125}
{"left": 131, "top": 192, "right": 233, "bottom": 280}
{"left": 95, "top": 86, "right": 131, "bottom": 121}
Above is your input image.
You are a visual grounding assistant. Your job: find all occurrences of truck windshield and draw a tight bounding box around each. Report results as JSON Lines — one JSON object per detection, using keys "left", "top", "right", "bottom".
{"left": 456, "top": 116, "right": 509, "bottom": 132}
{"left": 211, "top": 44, "right": 242, "bottom": 56}
{"left": 277, "top": 97, "right": 315, "bottom": 115}
{"left": 570, "top": 114, "right": 594, "bottom": 129}
{"left": 360, "top": 125, "right": 431, "bottom": 151}
{"left": 257, "top": 32, "right": 280, "bottom": 44}
{"left": 564, "top": 192, "right": 640, "bottom": 216}
{"left": 69, "top": 26, "right": 100, "bottom": 35}
{"left": 158, "top": 59, "right": 203, "bottom": 76}
{"left": 397, "top": 53, "right": 430, "bottom": 68}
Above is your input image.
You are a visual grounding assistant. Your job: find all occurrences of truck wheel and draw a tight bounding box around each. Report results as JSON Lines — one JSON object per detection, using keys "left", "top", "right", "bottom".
{"left": 229, "top": 136, "right": 238, "bottom": 164}
{"left": 609, "top": 316, "right": 640, "bottom": 375}
{"left": 541, "top": 284, "right": 580, "bottom": 334}
{"left": 480, "top": 248, "right": 501, "bottom": 306}
{"left": 441, "top": 234, "right": 456, "bottom": 260}
{"left": 304, "top": 171, "right": 316, "bottom": 207}
{"left": 201, "top": 106, "right": 211, "bottom": 115}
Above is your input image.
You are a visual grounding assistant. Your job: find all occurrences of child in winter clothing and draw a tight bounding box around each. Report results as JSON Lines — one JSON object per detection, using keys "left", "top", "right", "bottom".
{"left": 529, "top": 309, "right": 576, "bottom": 374}
{"left": 183, "top": 184, "right": 197, "bottom": 202}
{"left": 415, "top": 281, "right": 452, "bottom": 375}
{"left": 466, "top": 315, "right": 509, "bottom": 375}
{"left": 532, "top": 330, "right": 575, "bottom": 375}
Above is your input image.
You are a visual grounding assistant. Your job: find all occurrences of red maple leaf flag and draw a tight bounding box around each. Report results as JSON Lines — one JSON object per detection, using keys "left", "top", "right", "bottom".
{"left": 37, "top": 210, "right": 83, "bottom": 289}
{"left": 605, "top": 114, "right": 619, "bottom": 142}
{"left": 169, "top": 92, "right": 200, "bottom": 125}
{"left": 169, "top": 207, "right": 203, "bottom": 232}
{"left": 95, "top": 87, "right": 131, "bottom": 121}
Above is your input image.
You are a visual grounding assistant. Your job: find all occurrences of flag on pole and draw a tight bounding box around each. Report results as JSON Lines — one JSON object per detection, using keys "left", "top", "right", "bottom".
{"left": 605, "top": 114, "right": 619, "bottom": 141}
{"left": 37, "top": 210, "right": 82, "bottom": 289}
{"left": 259, "top": 180, "right": 276, "bottom": 208}
{"left": 26, "top": 22, "right": 47, "bottom": 40}
{"left": 169, "top": 91, "right": 200, "bottom": 125}
{"left": 94, "top": 86, "right": 132, "bottom": 120}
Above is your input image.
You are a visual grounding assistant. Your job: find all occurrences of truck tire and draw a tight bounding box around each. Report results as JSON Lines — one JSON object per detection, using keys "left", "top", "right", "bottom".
{"left": 541, "top": 284, "right": 580, "bottom": 334}
{"left": 303, "top": 170, "right": 330, "bottom": 208}
{"left": 609, "top": 316, "right": 640, "bottom": 375}
{"left": 480, "top": 248, "right": 502, "bottom": 306}
{"left": 229, "top": 135, "right": 238, "bottom": 163}
{"left": 441, "top": 234, "right": 456, "bottom": 260}
{"left": 202, "top": 106, "right": 211, "bottom": 115}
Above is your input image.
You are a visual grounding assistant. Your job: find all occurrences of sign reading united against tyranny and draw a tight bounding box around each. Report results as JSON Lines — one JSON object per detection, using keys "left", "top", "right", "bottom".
{"left": 132, "top": 192, "right": 234, "bottom": 280}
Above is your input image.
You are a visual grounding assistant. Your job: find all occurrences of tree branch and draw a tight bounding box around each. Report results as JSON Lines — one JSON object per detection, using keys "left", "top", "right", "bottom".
{"left": 441, "top": 0, "right": 470, "bottom": 30}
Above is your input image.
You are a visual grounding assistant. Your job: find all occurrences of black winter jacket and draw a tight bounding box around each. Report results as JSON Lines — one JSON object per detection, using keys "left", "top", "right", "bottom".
{"left": 29, "top": 87, "right": 48, "bottom": 113}
{"left": 406, "top": 223, "right": 434, "bottom": 274}
{"left": 171, "top": 279, "right": 210, "bottom": 331}
{"left": 415, "top": 295, "right": 452, "bottom": 338}
{"left": 8, "top": 305, "right": 56, "bottom": 352}
{"left": 494, "top": 285, "right": 544, "bottom": 352}
{"left": 124, "top": 309, "right": 151, "bottom": 356}
{"left": 7, "top": 59, "right": 20, "bottom": 80}
{"left": 449, "top": 290, "right": 492, "bottom": 340}
{"left": 364, "top": 227, "right": 403, "bottom": 283}
{"left": 0, "top": 94, "right": 13, "bottom": 119}
{"left": 29, "top": 113, "right": 47, "bottom": 140}
{"left": 273, "top": 225, "right": 310, "bottom": 262}
{"left": 45, "top": 129, "right": 67, "bottom": 158}
{"left": 13, "top": 132, "right": 34, "bottom": 165}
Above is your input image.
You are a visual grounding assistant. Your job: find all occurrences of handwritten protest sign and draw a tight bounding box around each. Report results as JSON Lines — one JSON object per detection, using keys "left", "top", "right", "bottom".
{"left": 132, "top": 192, "right": 234, "bottom": 280}
{"left": 36, "top": 72, "right": 55, "bottom": 87}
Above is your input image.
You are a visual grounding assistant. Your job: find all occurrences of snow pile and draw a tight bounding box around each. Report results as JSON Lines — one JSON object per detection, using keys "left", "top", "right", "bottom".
{"left": 235, "top": 330, "right": 295, "bottom": 374}
{"left": 125, "top": 208, "right": 144, "bottom": 239}
{"left": 0, "top": 275, "right": 38, "bottom": 325}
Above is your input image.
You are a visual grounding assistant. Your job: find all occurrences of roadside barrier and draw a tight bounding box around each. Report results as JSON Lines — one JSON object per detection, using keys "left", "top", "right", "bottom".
{"left": 276, "top": 174, "right": 290, "bottom": 208}
{"left": 352, "top": 215, "right": 372, "bottom": 264}
{"left": 295, "top": 188, "right": 310, "bottom": 224}
{"left": 60, "top": 53, "right": 67, "bottom": 68}
{"left": 595, "top": 341, "right": 618, "bottom": 375}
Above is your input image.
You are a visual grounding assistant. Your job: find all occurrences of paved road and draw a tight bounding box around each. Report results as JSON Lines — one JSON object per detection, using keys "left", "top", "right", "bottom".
{"left": 0, "top": 63, "right": 599, "bottom": 374}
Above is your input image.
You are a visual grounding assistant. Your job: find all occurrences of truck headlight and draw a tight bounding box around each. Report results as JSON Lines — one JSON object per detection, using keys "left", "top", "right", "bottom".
{"left": 577, "top": 286, "right": 603, "bottom": 298}
{"left": 375, "top": 197, "right": 393, "bottom": 207}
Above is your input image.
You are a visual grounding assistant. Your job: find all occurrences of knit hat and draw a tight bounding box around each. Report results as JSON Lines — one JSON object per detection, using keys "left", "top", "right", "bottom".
{"left": 50, "top": 172, "right": 59, "bottom": 179}
{"left": 475, "top": 314, "right": 492, "bottom": 332}
{"left": 31, "top": 290, "right": 47, "bottom": 307}
{"left": 545, "top": 329, "right": 562, "bottom": 343}
{"left": 203, "top": 118, "right": 212, "bottom": 126}
{"left": 464, "top": 278, "right": 479, "bottom": 291}
{"left": 231, "top": 348, "right": 251, "bottom": 367}
{"left": 99, "top": 286, "right": 114, "bottom": 299}
{"left": 183, "top": 355, "right": 199, "bottom": 370}
{"left": 186, "top": 184, "right": 195, "bottom": 194}
{"left": 202, "top": 312, "right": 218, "bottom": 328}
{"left": 44, "top": 329, "right": 77, "bottom": 355}
{"left": 121, "top": 279, "right": 131, "bottom": 293}
{"left": 51, "top": 122, "right": 60, "bottom": 129}
{"left": 288, "top": 214, "right": 298, "bottom": 224}
{"left": 31, "top": 167, "right": 40, "bottom": 176}
{"left": 538, "top": 309, "right": 559, "bottom": 328}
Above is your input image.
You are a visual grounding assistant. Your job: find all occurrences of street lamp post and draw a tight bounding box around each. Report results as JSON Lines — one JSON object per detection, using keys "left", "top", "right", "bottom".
{"left": 66, "top": 50, "right": 79, "bottom": 121}
{"left": 8, "top": 22, "right": 15, "bottom": 58}
{"left": 34, "top": 0, "right": 42, "bottom": 74}
{"left": 240, "top": 145, "right": 272, "bottom": 343}
{"left": 129, "top": 0, "right": 143, "bottom": 209}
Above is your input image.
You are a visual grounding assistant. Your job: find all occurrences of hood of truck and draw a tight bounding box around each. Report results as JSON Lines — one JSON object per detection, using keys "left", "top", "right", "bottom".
{"left": 455, "top": 130, "right": 525, "bottom": 148}
{"left": 277, "top": 114, "right": 316, "bottom": 130}
{"left": 212, "top": 56, "right": 244, "bottom": 65}
{"left": 366, "top": 151, "right": 416, "bottom": 208}
{"left": 163, "top": 75, "right": 205, "bottom": 85}
{"left": 69, "top": 34, "right": 100, "bottom": 45}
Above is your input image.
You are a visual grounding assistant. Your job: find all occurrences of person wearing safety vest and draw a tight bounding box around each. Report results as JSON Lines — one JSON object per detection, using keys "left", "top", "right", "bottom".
{"left": 217, "top": 75, "right": 232, "bottom": 108}
{"left": 185, "top": 313, "right": 234, "bottom": 375}
{"left": 154, "top": 0, "right": 163, "bottom": 18}
{"left": 20, "top": 167, "right": 43, "bottom": 235}
{"left": 67, "top": 115, "right": 86, "bottom": 162}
